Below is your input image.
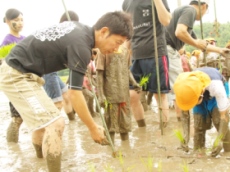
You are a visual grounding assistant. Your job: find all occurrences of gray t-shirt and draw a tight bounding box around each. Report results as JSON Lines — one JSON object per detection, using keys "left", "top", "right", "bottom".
{"left": 122, "top": 0, "right": 170, "bottom": 59}
{"left": 165, "top": 5, "right": 196, "bottom": 50}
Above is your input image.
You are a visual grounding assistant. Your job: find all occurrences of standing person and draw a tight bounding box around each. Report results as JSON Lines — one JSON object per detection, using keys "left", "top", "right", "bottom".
{"left": 122, "top": 0, "right": 172, "bottom": 128}
{"left": 42, "top": 11, "right": 79, "bottom": 121}
{"left": 174, "top": 67, "right": 230, "bottom": 157}
{"left": 96, "top": 42, "right": 141, "bottom": 144}
{"left": 1, "top": 8, "right": 25, "bottom": 143}
{"left": 165, "top": 0, "right": 230, "bottom": 151}
{"left": 0, "top": 11, "right": 133, "bottom": 172}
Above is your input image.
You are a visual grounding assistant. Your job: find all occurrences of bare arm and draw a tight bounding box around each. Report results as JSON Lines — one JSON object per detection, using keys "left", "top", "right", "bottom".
{"left": 175, "top": 24, "right": 230, "bottom": 55}
{"left": 68, "top": 89, "right": 105, "bottom": 142}
{"left": 154, "top": 0, "right": 172, "bottom": 26}
{"left": 175, "top": 24, "right": 202, "bottom": 48}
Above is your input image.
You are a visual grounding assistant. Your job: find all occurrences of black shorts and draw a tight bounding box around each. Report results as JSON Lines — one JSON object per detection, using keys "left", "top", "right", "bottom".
{"left": 130, "top": 56, "right": 170, "bottom": 93}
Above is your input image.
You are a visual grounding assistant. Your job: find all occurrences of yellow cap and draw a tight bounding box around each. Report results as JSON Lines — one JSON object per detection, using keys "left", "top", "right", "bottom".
{"left": 191, "top": 50, "right": 201, "bottom": 57}
{"left": 173, "top": 71, "right": 211, "bottom": 110}
{"left": 205, "top": 37, "right": 216, "bottom": 42}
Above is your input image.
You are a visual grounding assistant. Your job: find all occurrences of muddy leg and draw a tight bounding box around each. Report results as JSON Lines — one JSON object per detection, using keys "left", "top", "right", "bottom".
{"left": 42, "top": 117, "right": 65, "bottom": 172}
{"left": 147, "top": 92, "right": 153, "bottom": 106}
{"left": 120, "top": 133, "right": 129, "bottom": 141}
{"left": 212, "top": 108, "right": 230, "bottom": 153}
{"left": 7, "top": 116, "right": 23, "bottom": 143}
{"left": 140, "top": 91, "right": 148, "bottom": 111}
{"left": 88, "top": 96, "right": 99, "bottom": 117}
{"left": 211, "top": 109, "right": 229, "bottom": 157}
{"left": 180, "top": 111, "right": 190, "bottom": 152}
{"left": 82, "top": 88, "right": 97, "bottom": 117}
{"left": 130, "top": 90, "right": 146, "bottom": 127}
{"left": 193, "top": 114, "right": 206, "bottom": 151}
{"left": 154, "top": 93, "right": 169, "bottom": 128}
{"left": 66, "top": 111, "right": 75, "bottom": 121}
{"left": 7, "top": 103, "right": 23, "bottom": 143}
{"left": 32, "top": 129, "right": 45, "bottom": 158}
{"left": 109, "top": 132, "right": 115, "bottom": 144}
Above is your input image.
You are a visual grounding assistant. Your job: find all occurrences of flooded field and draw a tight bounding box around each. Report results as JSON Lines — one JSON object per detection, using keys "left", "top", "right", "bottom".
{"left": 0, "top": 91, "right": 230, "bottom": 172}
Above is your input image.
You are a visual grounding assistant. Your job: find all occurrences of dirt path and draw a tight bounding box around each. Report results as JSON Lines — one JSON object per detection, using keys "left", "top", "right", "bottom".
{"left": 0, "top": 91, "right": 230, "bottom": 172}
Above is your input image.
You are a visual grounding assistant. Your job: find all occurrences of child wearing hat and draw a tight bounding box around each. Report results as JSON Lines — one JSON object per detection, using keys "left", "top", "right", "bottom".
{"left": 174, "top": 67, "right": 230, "bottom": 157}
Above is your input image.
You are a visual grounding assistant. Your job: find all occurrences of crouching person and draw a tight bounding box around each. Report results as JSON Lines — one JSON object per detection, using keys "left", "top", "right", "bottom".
{"left": 173, "top": 67, "right": 230, "bottom": 157}
{"left": 0, "top": 11, "right": 133, "bottom": 171}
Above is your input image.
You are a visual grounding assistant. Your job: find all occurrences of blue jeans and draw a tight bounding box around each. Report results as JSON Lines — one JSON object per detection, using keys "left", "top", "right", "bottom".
{"left": 43, "top": 72, "right": 68, "bottom": 103}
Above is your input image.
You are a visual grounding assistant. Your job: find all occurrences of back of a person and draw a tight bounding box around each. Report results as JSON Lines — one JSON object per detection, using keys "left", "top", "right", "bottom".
{"left": 5, "top": 21, "right": 93, "bottom": 76}
{"left": 122, "top": 0, "right": 168, "bottom": 59}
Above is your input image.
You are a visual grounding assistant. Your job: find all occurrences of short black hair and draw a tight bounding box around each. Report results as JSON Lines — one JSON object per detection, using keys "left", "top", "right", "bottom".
{"left": 189, "top": 1, "right": 206, "bottom": 5}
{"left": 93, "top": 11, "right": 133, "bottom": 40}
{"left": 3, "top": 8, "right": 22, "bottom": 23}
{"left": 59, "top": 11, "right": 79, "bottom": 23}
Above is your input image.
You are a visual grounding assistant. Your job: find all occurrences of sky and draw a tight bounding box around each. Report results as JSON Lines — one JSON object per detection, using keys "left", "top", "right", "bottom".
{"left": 0, "top": 0, "right": 229, "bottom": 41}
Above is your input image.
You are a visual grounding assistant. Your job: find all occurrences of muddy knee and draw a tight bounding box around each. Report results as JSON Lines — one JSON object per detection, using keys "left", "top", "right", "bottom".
{"left": 193, "top": 114, "right": 206, "bottom": 150}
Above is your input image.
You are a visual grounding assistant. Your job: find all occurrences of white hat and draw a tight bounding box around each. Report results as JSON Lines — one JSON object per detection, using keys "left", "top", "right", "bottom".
{"left": 190, "top": 0, "right": 210, "bottom": 5}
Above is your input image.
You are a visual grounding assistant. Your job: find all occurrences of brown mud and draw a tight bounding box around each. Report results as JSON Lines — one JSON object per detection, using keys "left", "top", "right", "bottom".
{"left": 0, "top": 91, "right": 230, "bottom": 172}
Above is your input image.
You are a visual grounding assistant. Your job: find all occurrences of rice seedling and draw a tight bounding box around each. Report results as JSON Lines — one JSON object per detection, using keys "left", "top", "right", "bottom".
{"left": 180, "top": 160, "right": 189, "bottom": 172}
{"left": 173, "top": 129, "right": 185, "bottom": 143}
{"left": 0, "top": 43, "right": 16, "bottom": 59}
{"left": 139, "top": 74, "right": 151, "bottom": 90}
{"left": 104, "top": 99, "right": 112, "bottom": 111}
{"left": 140, "top": 155, "right": 154, "bottom": 172}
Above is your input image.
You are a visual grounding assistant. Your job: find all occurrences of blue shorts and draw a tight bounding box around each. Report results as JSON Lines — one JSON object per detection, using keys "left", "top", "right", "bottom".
{"left": 43, "top": 72, "right": 68, "bottom": 102}
{"left": 130, "top": 56, "right": 170, "bottom": 93}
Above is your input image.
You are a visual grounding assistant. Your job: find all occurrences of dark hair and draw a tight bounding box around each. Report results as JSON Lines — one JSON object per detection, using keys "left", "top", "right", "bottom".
{"left": 93, "top": 11, "right": 133, "bottom": 40}
{"left": 59, "top": 11, "right": 79, "bottom": 23}
{"left": 189, "top": 1, "right": 206, "bottom": 5}
{"left": 3, "top": 8, "right": 22, "bottom": 23}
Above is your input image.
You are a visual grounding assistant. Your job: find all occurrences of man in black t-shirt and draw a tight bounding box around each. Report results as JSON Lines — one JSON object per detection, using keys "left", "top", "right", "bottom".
{"left": 0, "top": 11, "right": 133, "bottom": 171}
{"left": 122, "top": 0, "right": 172, "bottom": 128}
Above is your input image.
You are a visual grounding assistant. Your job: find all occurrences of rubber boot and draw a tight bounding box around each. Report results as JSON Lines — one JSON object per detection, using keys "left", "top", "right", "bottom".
{"left": 211, "top": 118, "right": 229, "bottom": 157}
{"left": 120, "top": 133, "right": 129, "bottom": 141}
{"left": 46, "top": 153, "right": 61, "bottom": 172}
{"left": 212, "top": 108, "right": 230, "bottom": 153}
{"left": 66, "top": 111, "right": 75, "bottom": 121}
{"left": 181, "top": 111, "right": 190, "bottom": 152}
{"left": 6, "top": 116, "right": 23, "bottom": 143}
{"left": 193, "top": 114, "right": 206, "bottom": 151}
{"left": 33, "top": 143, "right": 43, "bottom": 158}
{"left": 136, "top": 119, "right": 146, "bottom": 127}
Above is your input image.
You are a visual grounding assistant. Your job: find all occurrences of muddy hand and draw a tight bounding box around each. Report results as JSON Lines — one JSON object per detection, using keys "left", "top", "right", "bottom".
{"left": 92, "top": 125, "right": 108, "bottom": 145}
{"left": 211, "top": 142, "right": 222, "bottom": 157}
{"left": 133, "top": 83, "right": 142, "bottom": 93}
{"left": 220, "top": 48, "right": 230, "bottom": 58}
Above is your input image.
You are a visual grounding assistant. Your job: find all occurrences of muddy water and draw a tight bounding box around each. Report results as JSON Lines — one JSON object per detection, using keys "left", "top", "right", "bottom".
{"left": 1, "top": 91, "right": 230, "bottom": 172}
